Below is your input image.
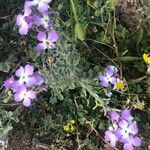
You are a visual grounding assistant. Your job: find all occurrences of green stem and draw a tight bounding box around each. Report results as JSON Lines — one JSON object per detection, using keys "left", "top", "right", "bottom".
{"left": 70, "top": 0, "right": 78, "bottom": 23}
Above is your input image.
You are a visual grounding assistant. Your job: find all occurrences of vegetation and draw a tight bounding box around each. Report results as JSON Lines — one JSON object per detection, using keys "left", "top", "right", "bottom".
{"left": 0, "top": 0, "right": 150, "bottom": 149}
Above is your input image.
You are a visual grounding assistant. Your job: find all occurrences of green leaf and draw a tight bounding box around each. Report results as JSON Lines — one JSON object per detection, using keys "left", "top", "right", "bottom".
{"left": 116, "top": 56, "right": 141, "bottom": 62}
{"left": 136, "top": 28, "right": 143, "bottom": 46}
{"left": 55, "top": 89, "right": 64, "bottom": 100}
{"left": 73, "top": 54, "right": 80, "bottom": 67}
{"left": 0, "top": 62, "right": 11, "bottom": 72}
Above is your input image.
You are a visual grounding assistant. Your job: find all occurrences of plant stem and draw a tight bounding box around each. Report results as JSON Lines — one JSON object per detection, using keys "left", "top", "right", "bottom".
{"left": 70, "top": 0, "right": 78, "bottom": 23}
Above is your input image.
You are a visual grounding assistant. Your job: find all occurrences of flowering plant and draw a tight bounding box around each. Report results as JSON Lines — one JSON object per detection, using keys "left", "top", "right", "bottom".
{"left": 0, "top": 0, "right": 149, "bottom": 149}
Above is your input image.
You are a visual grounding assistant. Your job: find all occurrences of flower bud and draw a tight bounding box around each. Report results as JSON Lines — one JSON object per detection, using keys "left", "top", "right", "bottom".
{"left": 75, "top": 23, "right": 86, "bottom": 41}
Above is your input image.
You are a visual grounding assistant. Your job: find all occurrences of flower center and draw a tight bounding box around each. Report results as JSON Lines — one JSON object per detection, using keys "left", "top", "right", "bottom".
{"left": 20, "top": 75, "right": 28, "bottom": 84}
{"left": 106, "top": 76, "right": 112, "bottom": 82}
{"left": 45, "top": 40, "right": 50, "bottom": 46}
{"left": 116, "top": 81, "right": 125, "bottom": 89}
{"left": 23, "top": 93, "right": 27, "bottom": 97}
{"left": 122, "top": 128, "right": 129, "bottom": 136}
{"left": 45, "top": 40, "right": 53, "bottom": 49}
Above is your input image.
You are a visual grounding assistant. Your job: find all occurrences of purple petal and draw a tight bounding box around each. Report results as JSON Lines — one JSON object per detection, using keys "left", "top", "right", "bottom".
{"left": 14, "top": 92, "right": 23, "bottom": 102}
{"left": 16, "top": 85, "right": 27, "bottom": 93}
{"left": 14, "top": 86, "right": 27, "bottom": 102}
{"left": 132, "top": 137, "right": 141, "bottom": 147}
{"left": 19, "top": 25, "right": 29, "bottom": 35}
{"left": 27, "top": 90, "right": 36, "bottom": 99}
{"left": 37, "top": 3, "right": 49, "bottom": 12}
{"left": 123, "top": 143, "right": 133, "bottom": 150}
{"left": 106, "top": 65, "right": 118, "bottom": 75}
{"left": 99, "top": 75, "right": 109, "bottom": 87}
{"left": 114, "top": 128, "right": 122, "bottom": 139}
{"left": 118, "top": 120, "right": 129, "bottom": 129}
{"left": 106, "top": 68, "right": 114, "bottom": 77}
{"left": 48, "top": 31, "right": 59, "bottom": 42}
{"left": 25, "top": 64, "right": 34, "bottom": 76}
{"left": 109, "top": 111, "right": 120, "bottom": 121}
{"left": 23, "top": 98, "right": 31, "bottom": 107}
{"left": 12, "top": 81, "right": 24, "bottom": 92}
{"left": 33, "top": 15, "right": 41, "bottom": 26}
{"left": 3, "top": 77, "right": 14, "bottom": 89}
{"left": 33, "top": 73, "right": 44, "bottom": 85}
{"left": 104, "top": 131, "right": 118, "bottom": 147}
{"left": 104, "top": 131, "right": 111, "bottom": 141}
{"left": 16, "top": 14, "right": 24, "bottom": 26}
{"left": 121, "top": 109, "right": 133, "bottom": 121}
{"left": 37, "top": 32, "right": 46, "bottom": 42}
{"left": 24, "top": 8, "right": 32, "bottom": 16}
{"left": 24, "top": 1, "right": 34, "bottom": 9}
{"left": 129, "top": 122, "right": 138, "bottom": 135}
{"left": 15, "top": 66, "right": 24, "bottom": 77}
{"left": 26, "top": 76, "right": 36, "bottom": 87}
{"left": 109, "top": 76, "right": 117, "bottom": 84}
{"left": 36, "top": 43, "right": 47, "bottom": 52}
{"left": 122, "top": 135, "right": 131, "bottom": 144}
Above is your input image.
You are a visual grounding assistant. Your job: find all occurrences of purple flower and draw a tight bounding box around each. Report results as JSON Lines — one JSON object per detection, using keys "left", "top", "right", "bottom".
{"left": 36, "top": 31, "right": 59, "bottom": 52}
{"left": 104, "top": 109, "right": 141, "bottom": 149}
{"left": 14, "top": 85, "right": 36, "bottom": 107}
{"left": 104, "top": 130, "right": 118, "bottom": 147}
{"left": 15, "top": 64, "right": 36, "bottom": 87}
{"left": 25, "top": 0, "right": 52, "bottom": 12}
{"left": 3, "top": 76, "right": 14, "bottom": 89}
{"left": 3, "top": 64, "right": 47, "bottom": 107}
{"left": 16, "top": 8, "right": 32, "bottom": 35}
{"left": 115, "top": 120, "right": 138, "bottom": 143}
{"left": 99, "top": 67, "right": 117, "bottom": 87}
{"left": 123, "top": 136, "right": 141, "bottom": 150}
{"left": 31, "top": 12, "right": 52, "bottom": 29}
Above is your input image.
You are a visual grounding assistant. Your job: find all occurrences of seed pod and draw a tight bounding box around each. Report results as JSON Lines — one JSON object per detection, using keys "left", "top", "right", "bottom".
{"left": 117, "top": 0, "right": 144, "bottom": 31}
{"left": 75, "top": 23, "right": 86, "bottom": 41}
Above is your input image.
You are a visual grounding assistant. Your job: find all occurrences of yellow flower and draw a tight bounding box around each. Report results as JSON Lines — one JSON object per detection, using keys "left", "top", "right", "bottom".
{"left": 64, "top": 120, "right": 76, "bottom": 133}
{"left": 64, "top": 125, "right": 70, "bottom": 132}
{"left": 143, "top": 53, "right": 150, "bottom": 64}
{"left": 114, "top": 78, "right": 126, "bottom": 91}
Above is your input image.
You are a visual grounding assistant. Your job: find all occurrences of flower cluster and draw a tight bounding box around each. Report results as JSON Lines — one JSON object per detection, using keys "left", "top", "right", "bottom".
{"left": 104, "top": 109, "right": 141, "bottom": 150}
{"left": 16, "top": 0, "right": 59, "bottom": 52}
{"left": 98, "top": 65, "right": 126, "bottom": 92}
{"left": 3, "top": 64, "right": 47, "bottom": 107}
{"left": 64, "top": 120, "right": 76, "bottom": 133}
